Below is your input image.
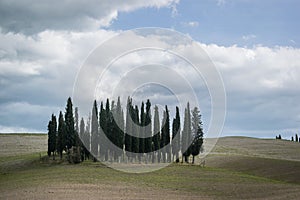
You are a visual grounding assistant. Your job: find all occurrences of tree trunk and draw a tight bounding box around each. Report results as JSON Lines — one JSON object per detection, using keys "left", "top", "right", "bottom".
{"left": 184, "top": 155, "right": 188, "bottom": 163}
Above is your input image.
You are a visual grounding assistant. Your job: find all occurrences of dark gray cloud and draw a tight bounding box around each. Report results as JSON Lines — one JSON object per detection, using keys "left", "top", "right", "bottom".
{"left": 0, "top": 0, "right": 178, "bottom": 34}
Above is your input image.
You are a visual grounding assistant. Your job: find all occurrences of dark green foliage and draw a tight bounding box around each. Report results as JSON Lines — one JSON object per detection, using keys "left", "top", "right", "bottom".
{"left": 191, "top": 107, "right": 204, "bottom": 164}
{"left": 80, "top": 117, "right": 90, "bottom": 160}
{"left": 295, "top": 134, "right": 298, "bottom": 142}
{"left": 104, "top": 98, "right": 111, "bottom": 161}
{"left": 65, "top": 97, "right": 76, "bottom": 150}
{"left": 112, "top": 97, "right": 125, "bottom": 159}
{"left": 48, "top": 96, "right": 205, "bottom": 165}
{"left": 74, "top": 107, "right": 80, "bottom": 146}
{"left": 153, "top": 105, "right": 161, "bottom": 162}
{"left": 144, "top": 100, "right": 152, "bottom": 160}
{"left": 182, "top": 102, "right": 192, "bottom": 163}
{"left": 139, "top": 102, "right": 145, "bottom": 154}
{"left": 160, "top": 105, "right": 170, "bottom": 162}
{"left": 99, "top": 101, "right": 105, "bottom": 160}
{"left": 47, "top": 114, "right": 57, "bottom": 160}
{"left": 91, "top": 100, "right": 99, "bottom": 161}
{"left": 278, "top": 134, "right": 282, "bottom": 139}
{"left": 133, "top": 105, "right": 140, "bottom": 154}
{"left": 57, "top": 111, "right": 66, "bottom": 159}
{"left": 172, "top": 106, "right": 180, "bottom": 162}
{"left": 125, "top": 97, "right": 132, "bottom": 155}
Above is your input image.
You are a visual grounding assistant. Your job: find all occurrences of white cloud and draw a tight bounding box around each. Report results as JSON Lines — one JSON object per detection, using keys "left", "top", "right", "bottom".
{"left": 1, "top": 27, "right": 300, "bottom": 136}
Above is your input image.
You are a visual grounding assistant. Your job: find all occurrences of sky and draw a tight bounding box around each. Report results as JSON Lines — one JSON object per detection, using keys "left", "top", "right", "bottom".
{"left": 0, "top": 0, "right": 300, "bottom": 139}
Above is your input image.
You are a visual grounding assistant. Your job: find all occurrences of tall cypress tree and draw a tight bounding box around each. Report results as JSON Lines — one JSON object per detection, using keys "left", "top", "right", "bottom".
{"left": 191, "top": 107, "right": 204, "bottom": 164}
{"left": 80, "top": 117, "right": 89, "bottom": 160}
{"left": 91, "top": 100, "right": 98, "bottom": 161}
{"left": 182, "top": 102, "right": 192, "bottom": 163}
{"left": 47, "top": 114, "right": 57, "bottom": 160}
{"left": 139, "top": 102, "right": 145, "bottom": 156}
{"left": 99, "top": 102, "right": 105, "bottom": 160}
{"left": 153, "top": 105, "right": 161, "bottom": 162}
{"left": 65, "top": 97, "right": 75, "bottom": 150}
{"left": 104, "top": 98, "right": 111, "bottom": 161}
{"left": 145, "top": 99, "right": 152, "bottom": 162}
{"left": 165, "top": 106, "right": 171, "bottom": 162}
{"left": 125, "top": 97, "right": 132, "bottom": 159}
{"left": 172, "top": 106, "right": 180, "bottom": 162}
{"left": 110, "top": 100, "right": 121, "bottom": 161}
{"left": 74, "top": 107, "right": 80, "bottom": 146}
{"left": 160, "top": 106, "right": 170, "bottom": 162}
{"left": 113, "top": 97, "right": 124, "bottom": 160}
{"left": 57, "top": 111, "right": 65, "bottom": 159}
{"left": 129, "top": 103, "right": 137, "bottom": 154}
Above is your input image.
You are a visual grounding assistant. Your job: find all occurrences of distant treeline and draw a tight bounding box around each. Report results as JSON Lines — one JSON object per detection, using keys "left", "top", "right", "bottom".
{"left": 47, "top": 97, "right": 204, "bottom": 164}
{"left": 275, "top": 134, "right": 300, "bottom": 142}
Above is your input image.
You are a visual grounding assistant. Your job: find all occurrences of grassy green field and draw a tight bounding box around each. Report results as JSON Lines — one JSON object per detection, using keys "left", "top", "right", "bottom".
{"left": 0, "top": 134, "right": 300, "bottom": 199}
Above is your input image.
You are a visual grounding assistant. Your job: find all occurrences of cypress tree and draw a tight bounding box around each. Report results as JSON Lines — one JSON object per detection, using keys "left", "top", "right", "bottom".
{"left": 47, "top": 114, "right": 57, "bottom": 160}
{"left": 165, "top": 106, "right": 171, "bottom": 162}
{"left": 182, "top": 102, "right": 192, "bottom": 163}
{"left": 153, "top": 105, "right": 161, "bottom": 162}
{"left": 86, "top": 112, "right": 91, "bottom": 152}
{"left": 114, "top": 97, "right": 125, "bottom": 160}
{"left": 99, "top": 102, "right": 105, "bottom": 160}
{"left": 172, "top": 106, "right": 180, "bottom": 162}
{"left": 191, "top": 107, "right": 204, "bottom": 164}
{"left": 125, "top": 97, "right": 132, "bottom": 159}
{"left": 80, "top": 117, "right": 88, "bottom": 160}
{"left": 135, "top": 105, "right": 140, "bottom": 161}
{"left": 160, "top": 106, "right": 170, "bottom": 162}
{"left": 139, "top": 102, "right": 145, "bottom": 155}
{"left": 57, "top": 111, "right": 65, "bottom": 159}
{"left": 91, "top": 100, "right": 98, "bottom": 161}
{"left": 104, "top": 98, "right": 111, "bottom": 161}
{"left": 145, "top": 100, "right": 152, "bottom": 161}
{"left": 295, "top": 134, "right": 298, "bottom": 142}
{"left": 65, "top": 97, "right": 75, "bottom": 150}
{"left": 74, "top": 107, "right": 80, "bottom": 146}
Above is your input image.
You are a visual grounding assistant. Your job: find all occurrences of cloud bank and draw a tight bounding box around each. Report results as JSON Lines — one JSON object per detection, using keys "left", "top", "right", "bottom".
{"left": 0, "top": 0, "right": 299, "bottom": 139}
